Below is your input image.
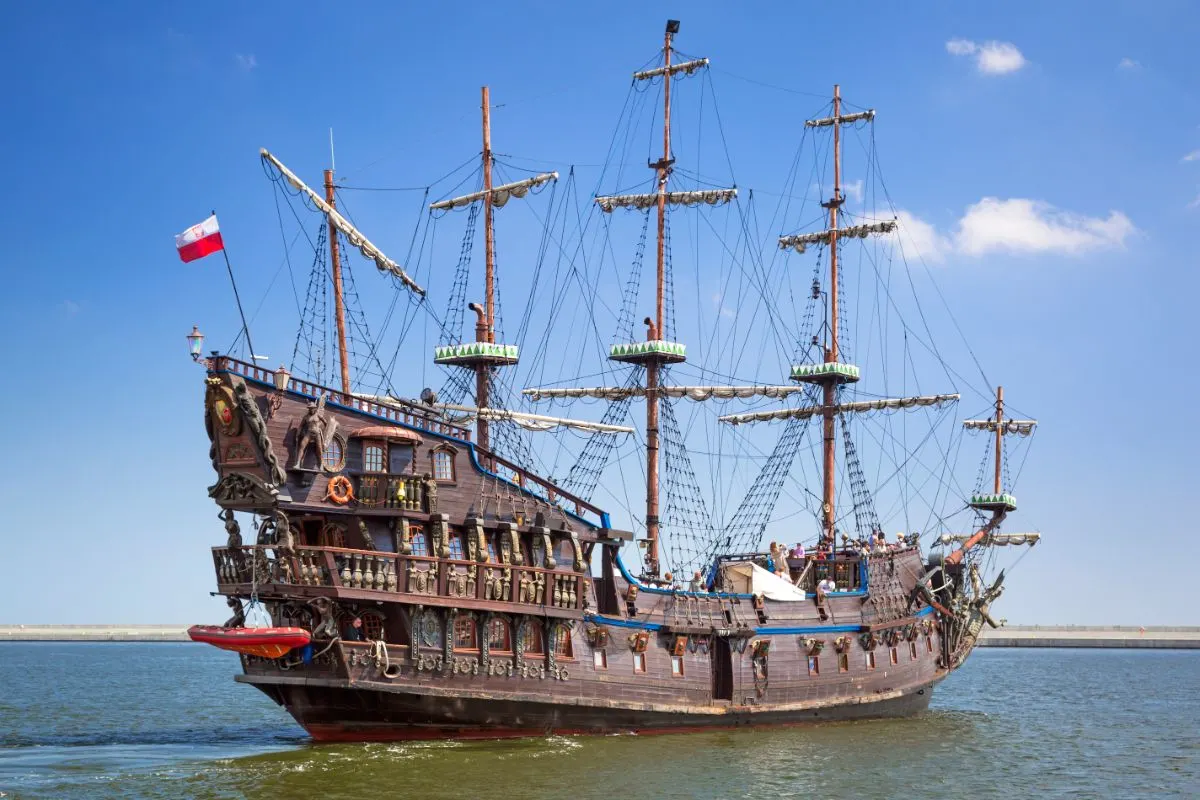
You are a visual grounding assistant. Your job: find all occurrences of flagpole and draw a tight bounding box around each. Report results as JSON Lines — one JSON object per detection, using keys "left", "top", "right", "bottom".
{"left": 213, "top": 209, "right": 256, "bottom": 360}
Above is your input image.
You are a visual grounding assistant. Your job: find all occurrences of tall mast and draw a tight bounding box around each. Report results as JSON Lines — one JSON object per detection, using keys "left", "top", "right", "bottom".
{"left": 324, "top": 168, "right": 352, "bottom": 399}
{"left": 426, "top": 96, "right": 557, "bottom": 454}
{"left": 475, "top": 86, "right": 496, "bottom": 451}
{"left": 821, "top": 85, "right": 843, "bottom": 544}
{"left": 644, "top": 20, "right": 677, "bottom": 576}
{"left": 994, "top": 386, "right": 1004, "bottom": 494}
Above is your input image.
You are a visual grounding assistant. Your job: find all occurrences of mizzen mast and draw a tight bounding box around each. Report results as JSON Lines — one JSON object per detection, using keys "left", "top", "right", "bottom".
{"left": 324, "top": 168, "right": 352, "bottom": 399}
{"left": 428, "top": 87, "right": 558, "bottom": 452}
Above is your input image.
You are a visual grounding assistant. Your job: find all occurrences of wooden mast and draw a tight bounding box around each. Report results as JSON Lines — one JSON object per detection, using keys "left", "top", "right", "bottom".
{"left": 821, "top": 85, "right": 843, "bottom": 544}
{"left": 644, "top": 21, "right": 677, "bottom": 576}
{"left": 994, "top": 386, "right": 1004, "bottom": 494}
{"left": 476, "top": 85, "right": 495, "bottom": 451}
{"left": 324, "top": 169, "right": 352, "bottom": 399}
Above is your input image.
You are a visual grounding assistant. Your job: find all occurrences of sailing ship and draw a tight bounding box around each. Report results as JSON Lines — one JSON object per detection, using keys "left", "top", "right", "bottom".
{"left": 190, "top": 20, "right": 1040, "bottom": 740}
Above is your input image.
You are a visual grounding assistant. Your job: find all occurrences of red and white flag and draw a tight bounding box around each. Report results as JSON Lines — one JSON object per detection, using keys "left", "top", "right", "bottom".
{"left": 175, "top": 214, "right": 225, "bottom": 263}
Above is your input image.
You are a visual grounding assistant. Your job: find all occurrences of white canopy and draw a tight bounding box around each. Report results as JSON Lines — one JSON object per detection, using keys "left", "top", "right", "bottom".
{"left": 722, "top": 562, "right": 809, "bottom": 602}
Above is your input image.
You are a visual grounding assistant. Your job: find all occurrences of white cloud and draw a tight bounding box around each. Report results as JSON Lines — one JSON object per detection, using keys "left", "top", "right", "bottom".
{"left": 885, "top": 199, "right": 1135, "bottom": 261}
{"left": 946, "top": 38, "right": 1026, "bottom": 75}
{"left": 1189, "top": 194, "right": 1200, "bottom": 210}
{"left": 954, "top": 198, "right": 1134, "bottom": 256}
{"left": 1183, "top": 150, "right": 1200, "bottom": 162}
{"left": 59, "top": 299, "right": 80, "bottom": 317}
{"left": 945, "top": 38, "right": 977, "bottom": 57}
{"left": 1117, "top": 57, "right": 1141, "bottom": 70}
{"left": 843, "top": 179, "right": 864, "bottom": 204}
{"left": 234, "top": 53, "right": 257, "bottom": 71}
{"left": 889, "top": 210, "right": 951, "bottom": 263}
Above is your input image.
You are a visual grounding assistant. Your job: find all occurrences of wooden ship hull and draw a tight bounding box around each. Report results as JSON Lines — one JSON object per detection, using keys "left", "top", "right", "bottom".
{"left": 189, "top": 20, "right": 1028, "bottom": 743}
{"left": 200, "top": 358, "right": 982, "bottom": 742}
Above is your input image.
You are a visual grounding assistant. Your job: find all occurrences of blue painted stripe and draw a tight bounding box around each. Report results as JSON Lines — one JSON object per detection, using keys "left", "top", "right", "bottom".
{"left": 583, "top": 614, "right": 664, "bottom": 631}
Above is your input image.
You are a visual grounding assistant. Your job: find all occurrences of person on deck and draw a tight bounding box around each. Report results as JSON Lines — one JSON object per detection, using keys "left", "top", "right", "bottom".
{"left": 790, "top": 541, "right": 806, "bottom": 559}
{"left": 344, "top": 617, "right": 363, "bottom": 641}
{"left": 817, "top": 575, "right": 837, "bottom": 597}
{"left": 689, "top": 570, "right": 704, "bottom": 592}
{"left": 772, "top": 542, "right": 789, "bottom": 579}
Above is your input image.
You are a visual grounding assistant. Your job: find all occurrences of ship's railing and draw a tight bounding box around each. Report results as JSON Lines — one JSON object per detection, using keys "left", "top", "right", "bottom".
{"left": 790, "top": 555, "right": 864, "bottom": 592}
{"left": 483, "top": 450, "right": 605, "bottom": 524}
{"left": 351, "top": 473, "right": 428, "bottom": 512}
{"left": 211, "top": 355, "right": 471, "bottom": 441}
{"left": 212, "top": 545, "right": 585, "bottom": 611}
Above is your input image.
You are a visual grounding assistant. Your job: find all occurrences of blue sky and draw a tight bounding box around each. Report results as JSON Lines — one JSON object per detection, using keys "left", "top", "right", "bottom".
{"left": 1, "top": 1, "right": 1197, "bottom": 626}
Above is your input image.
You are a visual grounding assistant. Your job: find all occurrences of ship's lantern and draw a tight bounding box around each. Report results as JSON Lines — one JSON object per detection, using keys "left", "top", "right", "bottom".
{"left": 186, "top": 325, "right": 205, "bottom": 360}
{"left": 273, "top": 365, "right": 291, "bottom": 391}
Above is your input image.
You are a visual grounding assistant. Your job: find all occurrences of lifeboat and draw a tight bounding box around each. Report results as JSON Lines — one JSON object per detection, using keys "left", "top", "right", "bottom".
{"left": 187, "top": 625, "right": 312, "bottom": 659}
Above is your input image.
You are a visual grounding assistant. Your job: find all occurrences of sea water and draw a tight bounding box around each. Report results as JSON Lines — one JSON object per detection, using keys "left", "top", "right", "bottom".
{"left": 0, "top": 644, "right": 1196, "bottom": 798}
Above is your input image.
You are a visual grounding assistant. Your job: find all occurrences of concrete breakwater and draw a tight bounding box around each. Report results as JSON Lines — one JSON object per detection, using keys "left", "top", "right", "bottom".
{"left": 0, "top": 625, "right": 189, "bottom": 641}
{"left": 2, "top": 624, "right": 1198, "bottom": 647}
{"left": 978, "top": 625, "right": 1200, "bottom": 649}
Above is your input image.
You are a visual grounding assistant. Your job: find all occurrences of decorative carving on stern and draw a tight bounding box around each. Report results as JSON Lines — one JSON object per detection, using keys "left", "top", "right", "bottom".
{"left": 208, "top": 471, "right": 279, "bottom": 510}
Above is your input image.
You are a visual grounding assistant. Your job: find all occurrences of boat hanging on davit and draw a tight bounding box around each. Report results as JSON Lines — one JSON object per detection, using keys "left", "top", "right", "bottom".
{"left": 183, "top": 19, "right": 1041, "bottom": 740}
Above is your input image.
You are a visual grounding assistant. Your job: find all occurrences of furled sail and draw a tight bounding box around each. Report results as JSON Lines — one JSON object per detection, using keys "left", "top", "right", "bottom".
{"left": 595, "top": 188, "right": 737, "bottom": 213}
{"left": 429, "top": 173, "right": 558, "bottom": 211}
{"left": 259, "top": 149, "right": 425, "bottom": 296}
{"left": 779, "top": 220, "right": 898, "bottom": 254}
{"left": 633, "top": 57, "right": 709, "bottom": 81}
{"left": 963, "top": 419, "right": 1038, "bottom": 436}
{"left": 718, "top": 393, "right": 960, "bottom": 425}
{"left": 431, "top": 404, "right": 633, "bottom": 434}
{"left": 805, "top": 109, "right": 876, "bottom": 128}
{"left": 939, "top": 532, "right": 1041, "bottom": 547}
{"left": 523, "top": 384, "right": 808, "bottom": 401}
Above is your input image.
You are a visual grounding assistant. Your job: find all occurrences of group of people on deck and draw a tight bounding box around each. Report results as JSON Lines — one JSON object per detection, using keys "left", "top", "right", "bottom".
{"left": 762, "top": 531, "right": 917, "bottom": 589}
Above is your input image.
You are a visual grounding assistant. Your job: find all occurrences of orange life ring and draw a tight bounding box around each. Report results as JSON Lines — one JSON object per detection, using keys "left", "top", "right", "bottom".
{"left": 327, "top": 475, "right": 354, "bottom": 505}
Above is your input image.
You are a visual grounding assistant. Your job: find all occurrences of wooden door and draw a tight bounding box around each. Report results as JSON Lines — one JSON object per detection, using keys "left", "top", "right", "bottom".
{"left": 712, "top": 637, "right": 733, "bottom": 701}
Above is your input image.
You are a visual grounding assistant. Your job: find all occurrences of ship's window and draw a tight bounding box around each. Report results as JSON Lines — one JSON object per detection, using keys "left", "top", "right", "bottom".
{"left": 910, "top": 641, "right": 918, "bottom": 661}
{"left": 927, "top": 636, "right": 934, "bottom": 653}
{"left": 557, "top": 539, "right": 574, "bottom": 569}
{"left": 389, "top": 444, "right": 414, "bottom": 474}
{"left": 488, "top": 618, "right": 511, "bottom": 652}
{"left": 360, "top": 612, "right": 384, "bottom": 641}
{"left": 890, "top": 647, "right": 899, "bottom": 665}
{"left": 633, "top": 652, "right": 646, "bottom": 673}
{"left": 448, "top": 532, "right": 466, "bottom": 561}
{"left": 671, "top": 655, "right": 685, "bottom": 676}
{"left": 866, "top": 651, "right": 876, "bottom": 670}
{"left": 486, "top": 535, "right": 499, "bottom": 563}
{"left": 593, "top": 650, "right": 607, "bottom": 670}
{"left": 319, "top": 523, "right": 345, "bottom": 549}
{"left": 321, "top": 436, "right": 345, "bottom": 471}
{"left": 363, "top": 443, "right": 386, "bottom": 473}
{"left": 838, "top": 653, "right": 849, "bottom": 673}
{"left": 453, "top": 615, "right": 477, "bottom": 650}
{"left": 808, "top": 656, "right": 820, "bottom": 676}
{"left": 553, "top": 625, "right": 573, "bottom": 659}
{"left": 522, "top": 623, "right": 544, "bottom": 655}
{"left": 432, "top": 447, "right": 455, "bottom": 482}
{"left": 409, "top": 526, "right": 428, "bottom": 557}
